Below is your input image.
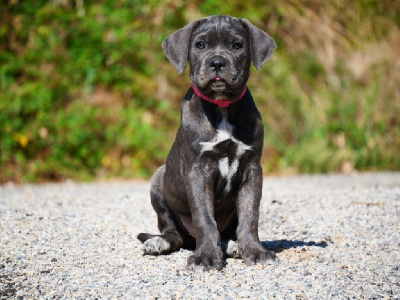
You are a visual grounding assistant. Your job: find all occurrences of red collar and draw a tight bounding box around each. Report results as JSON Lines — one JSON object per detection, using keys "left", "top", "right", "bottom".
{"left": 191, "top": 84, "right": 247, "bottom": 108}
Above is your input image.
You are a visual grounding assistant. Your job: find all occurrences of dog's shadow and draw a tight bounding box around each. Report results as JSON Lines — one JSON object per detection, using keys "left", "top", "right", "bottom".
{"left": 262, "top": 239, "right": 328, "bottom": 253}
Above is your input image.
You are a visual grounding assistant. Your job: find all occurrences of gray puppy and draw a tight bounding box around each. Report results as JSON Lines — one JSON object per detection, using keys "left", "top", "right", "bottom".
{"left": 138, "top": 15, "right": 277, "bottom": 271}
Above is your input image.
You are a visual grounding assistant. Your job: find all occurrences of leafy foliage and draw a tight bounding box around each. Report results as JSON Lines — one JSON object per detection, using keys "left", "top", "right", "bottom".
{"left": 0, "top": 0, "right": 399, "bottom": 182}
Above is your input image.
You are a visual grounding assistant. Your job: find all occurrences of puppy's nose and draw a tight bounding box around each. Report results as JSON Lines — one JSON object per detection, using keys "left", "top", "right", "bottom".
{"left": 210, "top": 58, "right": 226, "bottom": 71}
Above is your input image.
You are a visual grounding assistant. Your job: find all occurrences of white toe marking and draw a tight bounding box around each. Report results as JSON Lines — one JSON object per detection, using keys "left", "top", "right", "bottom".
{"left": 226, "top": 240, "right": 240, "bottom": 258}
{"left": 143, "top": 236, "right": 170, "bottom": 254}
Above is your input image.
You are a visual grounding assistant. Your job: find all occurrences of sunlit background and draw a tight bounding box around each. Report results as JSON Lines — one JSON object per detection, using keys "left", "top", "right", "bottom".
{"left": 1, "top": 0, "right": 399, "bottom": 183}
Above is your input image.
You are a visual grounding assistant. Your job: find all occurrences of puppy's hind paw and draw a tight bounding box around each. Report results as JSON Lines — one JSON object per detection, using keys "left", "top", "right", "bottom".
{"left": 141, "top": 236, "right": 172, "bottom": 255}
{"left": 223, "top": 240, "right": 241, "bottom": 258}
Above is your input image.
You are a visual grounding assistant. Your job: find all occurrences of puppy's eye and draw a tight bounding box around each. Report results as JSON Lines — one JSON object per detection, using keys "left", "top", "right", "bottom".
{"left": 232, "top": 42, "right": 243, "bottom": 49}
{"left": 196, "top": 41, "right": 206, "bottom": 49}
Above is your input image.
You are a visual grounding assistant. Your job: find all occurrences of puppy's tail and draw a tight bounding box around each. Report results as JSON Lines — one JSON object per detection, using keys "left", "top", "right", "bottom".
{"left": 137, "top": 233, "right": 155, "bottom": 243}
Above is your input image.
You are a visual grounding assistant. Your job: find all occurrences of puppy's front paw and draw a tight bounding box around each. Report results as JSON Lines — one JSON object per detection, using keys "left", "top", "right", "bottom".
{"left": 141, "top": 236, "right": 171, "bottom": 255}
{"left": 187, "top": 254, "right": 224, "bottom": 271}
{"left": 242, "top": 249, "right": 279, "bottom": 266}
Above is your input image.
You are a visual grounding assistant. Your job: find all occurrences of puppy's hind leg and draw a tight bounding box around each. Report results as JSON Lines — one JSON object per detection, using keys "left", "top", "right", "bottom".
{"left": 137, "top": 165, "right": 184, "bottom": 255}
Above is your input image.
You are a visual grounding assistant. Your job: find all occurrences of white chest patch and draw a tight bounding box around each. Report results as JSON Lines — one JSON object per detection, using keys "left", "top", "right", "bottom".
{"left": 200, "top": 110, "right": 252, "bottom": 192}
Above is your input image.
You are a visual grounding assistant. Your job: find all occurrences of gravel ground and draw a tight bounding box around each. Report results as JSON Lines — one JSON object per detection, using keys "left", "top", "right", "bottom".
{"left": 1, "top": 172, "right": 399, "bottom": 299}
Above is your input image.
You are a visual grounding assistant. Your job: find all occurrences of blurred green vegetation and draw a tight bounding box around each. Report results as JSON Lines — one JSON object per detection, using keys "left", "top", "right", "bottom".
{"left": 0, "top": 0, "right": 399, "bottom": 183}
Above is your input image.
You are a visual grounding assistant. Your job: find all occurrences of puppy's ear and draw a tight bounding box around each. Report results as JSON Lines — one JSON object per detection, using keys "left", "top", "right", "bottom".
{"left": 240, "top": 18, "right": 277, "bottom": 70}
{"left": 162, "top": 20, "right": 199, "bottom": 74}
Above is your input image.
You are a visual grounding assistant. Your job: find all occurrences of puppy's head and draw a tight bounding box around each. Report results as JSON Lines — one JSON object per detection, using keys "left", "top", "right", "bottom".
{"left": 162, "top": 15, "right": 276, "bottom": 99}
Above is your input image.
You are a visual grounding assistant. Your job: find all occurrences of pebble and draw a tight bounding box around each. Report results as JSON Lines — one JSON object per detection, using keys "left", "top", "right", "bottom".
{"left": 0, "top": 173, "right": 399, "bottom": 298}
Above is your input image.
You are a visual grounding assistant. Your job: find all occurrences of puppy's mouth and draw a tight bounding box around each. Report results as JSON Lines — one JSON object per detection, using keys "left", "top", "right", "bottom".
{"left": 209, "top": 78, "right": 227, "bottom": 92}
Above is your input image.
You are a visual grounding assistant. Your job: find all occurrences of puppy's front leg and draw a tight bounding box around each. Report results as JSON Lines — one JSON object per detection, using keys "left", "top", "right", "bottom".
{"left": 236, "top": 165, "right": 278, "bottom": 265}
{"left": 185, "top": 169, "right": 224, "bottom": 271}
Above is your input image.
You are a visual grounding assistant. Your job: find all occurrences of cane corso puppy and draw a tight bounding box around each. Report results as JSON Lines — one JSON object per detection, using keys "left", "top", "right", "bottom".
{"left": 138, "top": 15, "right": 277, "bottom": 271}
